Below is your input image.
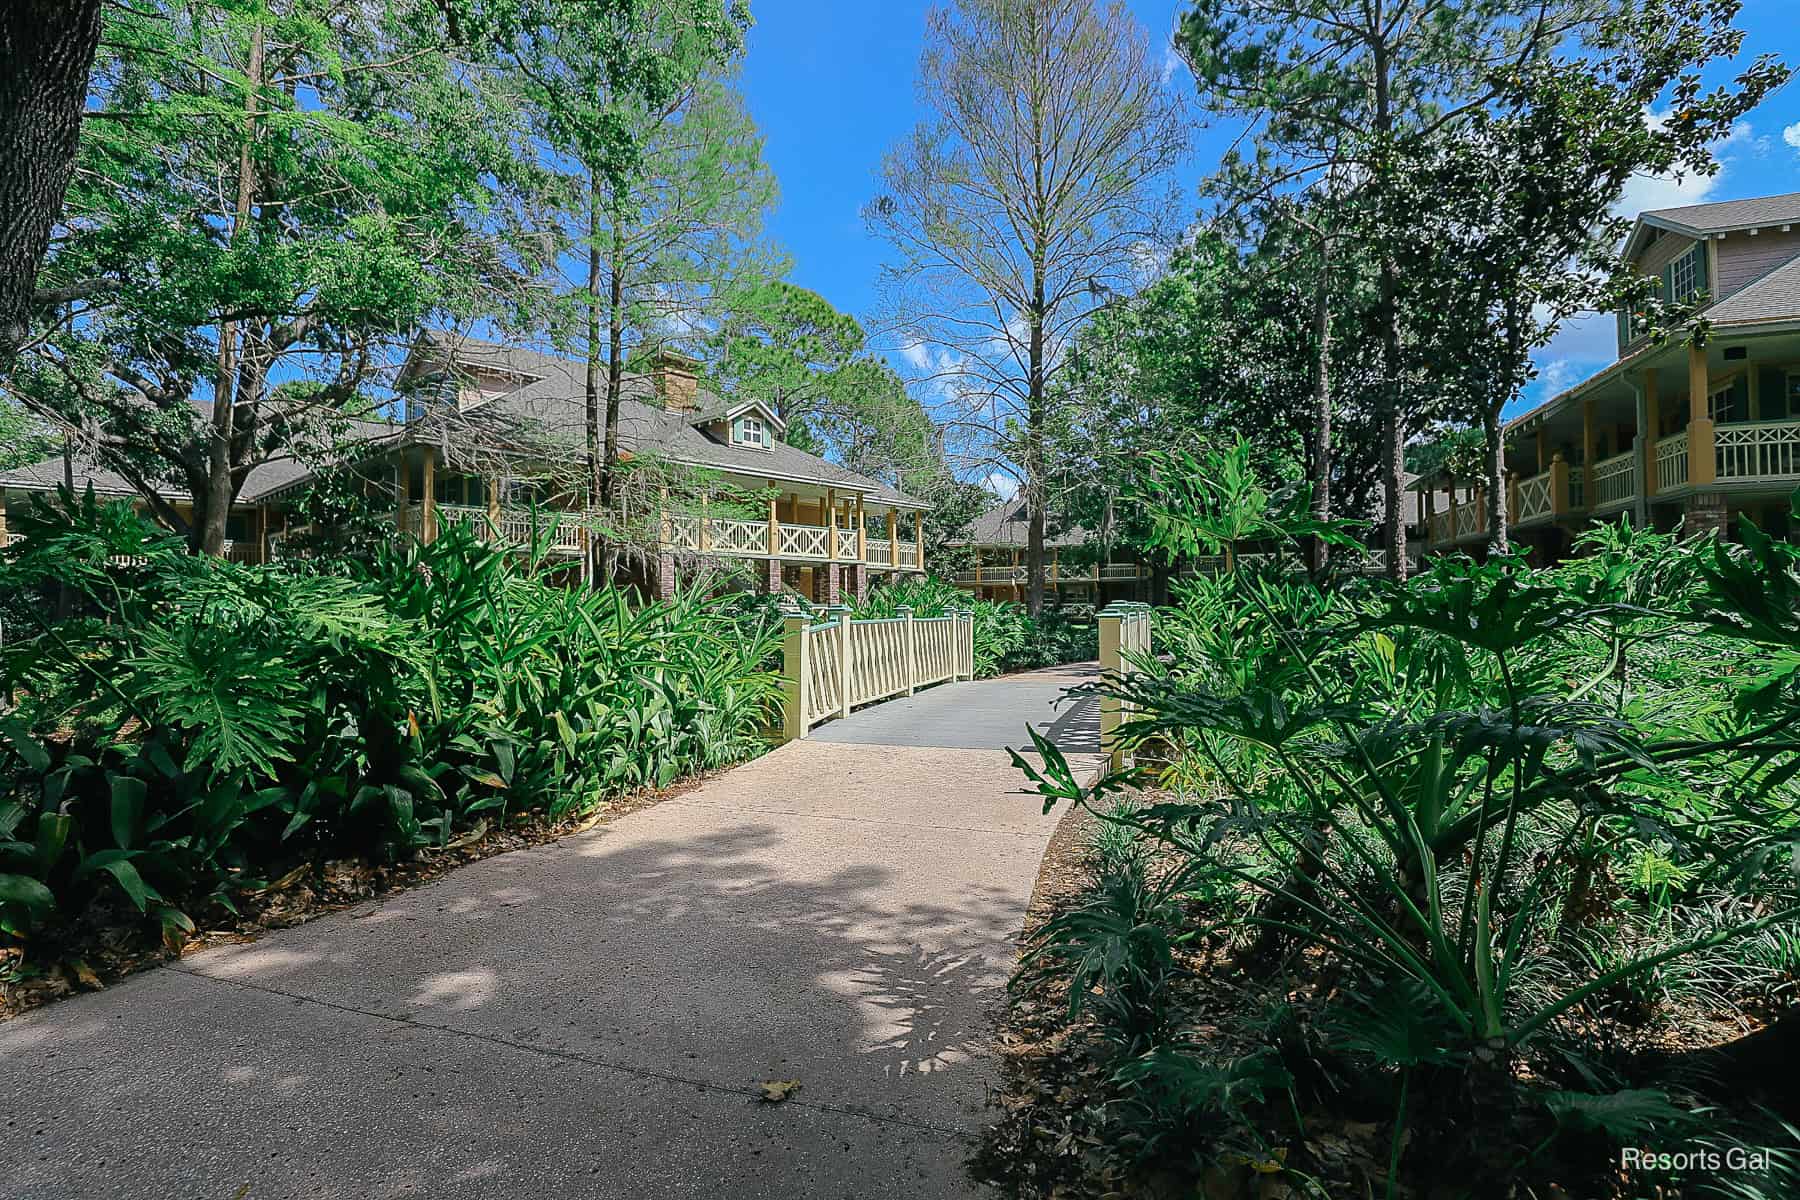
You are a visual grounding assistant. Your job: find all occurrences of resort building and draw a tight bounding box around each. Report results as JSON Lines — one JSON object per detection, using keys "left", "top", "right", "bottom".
{"left": 946, "top": 498, "right": 1151, "bottom": 604}
{"left": 0, "top": 334, "right": 929, "bottom": 602}
{"left": 1421, "top": 191, "right": 1800, "bottom": 557}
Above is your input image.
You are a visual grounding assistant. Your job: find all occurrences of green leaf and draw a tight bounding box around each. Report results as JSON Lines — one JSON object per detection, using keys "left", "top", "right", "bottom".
{"left": 111, "top": 775, "right": 147, "bottom": 850}
{"left": 0, "top": 873, "right": 56, "bottom": 916}
{"left": 0, "top": 716, "right": 50, "bottom": 772}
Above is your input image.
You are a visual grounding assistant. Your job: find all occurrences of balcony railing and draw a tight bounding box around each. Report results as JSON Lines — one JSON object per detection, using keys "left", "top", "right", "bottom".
{"left": 1656, "top": 433, "right": 1689, "bottom": 490}
{"left": 1716, "top": 418, "right": 1800, "bottom": 482}
{"left": 435, "top": 503, "right": 586, "bottom": 556}
{"left": 1517, "top": 471, "right": 1553, "bottom": 524}
{"left": 1588, "top": 452, "right": 1636, "bottom": 510}
{"left": 951, "top": 562, "right": 1147, "bottom": 586}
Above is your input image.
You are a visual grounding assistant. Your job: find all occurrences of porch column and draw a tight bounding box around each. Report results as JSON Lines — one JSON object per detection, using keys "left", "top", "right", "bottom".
{"left": 420, "top": 446, "right": 438, "bottom": 543}
{"left": 759, "top": 555, "right": 781, "bottom": 595}
{"left": 767, "top": 494, "right": 780, "bottom": 555}
{"left": 1423, "top": 485, "right": 1436, "bottom": 544}
{"left": 1643, "top": 370, "right": 1662, "bottom": 496}
{"left": 825, "top": 487, "right": 837, "bottom": 561}
{"left": 914, "top": 512, "right": 924, "bottom": 571}
{"left": 1506, "top": 472, "right": 1519, "bottom": 525}
{"left": 1687, "top": 341, "right": 1716, "bottom": 487}
{"left": 486, "top": 476, "right": 501, "bottom": 532}
{"left": 1550, "top": 452, "right": 1570, "bottom": 517}
{"left": 655, "top": 551, "right": 677, "bottom": 600}
{"left": 394, "top": 452, "right": 411, "bottom": 534}
{"left": 847, "top": 561, "right": 867, "bottom": 602}
{"left": 856, "top": 498, "right": 867, "bottom": 563}
{"left": 887, "top": 510, "right": 898, "bottom": 567}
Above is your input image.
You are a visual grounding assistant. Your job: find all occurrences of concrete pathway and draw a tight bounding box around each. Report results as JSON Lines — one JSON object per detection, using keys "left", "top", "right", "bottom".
{"left": 0, "top": 665, "right": 1098, "bottom": 1200}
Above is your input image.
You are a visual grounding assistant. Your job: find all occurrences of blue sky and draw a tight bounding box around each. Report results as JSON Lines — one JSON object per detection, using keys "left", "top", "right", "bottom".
{"left": 736, "top": 0, "right": 1800, "bottom": 425}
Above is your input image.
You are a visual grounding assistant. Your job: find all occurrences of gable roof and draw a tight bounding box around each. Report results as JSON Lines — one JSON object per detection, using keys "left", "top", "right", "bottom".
{"left": 1701, "top": 252, "right": 1800, "bottom": 327}
{"left": 1626, "top": 191, "right": 1800, "bottom": 259}
{"left": 424, "top": 336, "right": 920, "bottom": 507}
{"left": 950, "top": 498, "right": 1091, "bottom": 549}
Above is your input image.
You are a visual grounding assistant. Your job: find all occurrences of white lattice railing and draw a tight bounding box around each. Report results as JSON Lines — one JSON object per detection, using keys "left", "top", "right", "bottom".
{"left": 897, "top": 543, "right": 919, "bottom": 568}
{"left": 864, "top": 537, "right": 891, "bottom": 564}
{"left": 779, "top": 522, "right": 831, "bottom": 560}
{"left": 1452, "top": 496, "right": 1486, "bottom": 540}
{"left": 782, "top": 608, "right": 975, "bottom": 739}
{"left": 1715, "top": 418, "right": 1800, "bottom": 482}
{"left": 1656, "top": 432, "right": 1689, "bottom": 491}
{"left": 1588, "top": 452, "right": 1636, "bottom": 509}
{"left": 436, "top": 504, "right": 584, "bottom": 555}
{"left": 833, "top": 528, "right": 859, "bottom": 561}
{"left": 1428, "top": 509, "right": 1454, "bottom": 544}
{"left": 1517, "top": 471, "right": 1553, "bottom": 523}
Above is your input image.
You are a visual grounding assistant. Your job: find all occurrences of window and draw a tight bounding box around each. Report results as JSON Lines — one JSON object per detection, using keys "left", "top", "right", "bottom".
{"left": 1665, "top": 243, "right": 1708, "bottom": 306}
{"left": 733, "top": 415, "right": 768, "bottom": 448}
{"left": 1708, "top": 382, "right": 1735, "bottom": 422}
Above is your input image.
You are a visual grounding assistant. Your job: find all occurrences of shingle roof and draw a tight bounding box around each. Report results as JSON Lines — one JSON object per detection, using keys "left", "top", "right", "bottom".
{"left": 430, "top": 336, "right": 922, "bottom": 508}
{"left": 5, "top": 337, "right": 924, "bottom": 511}
{"left": 1702, "top": 253, "right": 1800, "bottom": 327}
{"left": 951, "top": 498, "right": 1091, "bottom": 549}
{"left": 1642, "top": 191, "right": 1800, "bottom": 236}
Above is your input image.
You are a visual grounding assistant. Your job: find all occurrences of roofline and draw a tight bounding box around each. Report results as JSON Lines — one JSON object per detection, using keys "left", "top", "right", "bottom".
{"left": 1504, "top": 315, "right": 1800, "bottom": 434}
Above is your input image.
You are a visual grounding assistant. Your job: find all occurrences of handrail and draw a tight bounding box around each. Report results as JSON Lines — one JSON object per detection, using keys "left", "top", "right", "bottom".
{"left": 780, "top": 606, "right": 975, "bottom": 740}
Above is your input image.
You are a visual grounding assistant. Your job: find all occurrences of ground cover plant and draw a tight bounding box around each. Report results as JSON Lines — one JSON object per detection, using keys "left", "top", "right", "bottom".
{"left": 991, "top": 505, "right": 1800, "bottom": 1198}
{"left": 0, "top": 492, "right": 781, "bottom": 985}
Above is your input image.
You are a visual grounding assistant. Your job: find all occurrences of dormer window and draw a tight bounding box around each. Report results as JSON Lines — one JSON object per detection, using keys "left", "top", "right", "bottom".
{"left": 733, "top": 415, "right": 770, "bottom": 448}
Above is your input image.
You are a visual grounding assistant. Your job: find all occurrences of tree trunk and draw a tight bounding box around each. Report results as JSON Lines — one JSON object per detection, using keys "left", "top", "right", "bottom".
{"left": 1308, "top": 246, "right": 1333, "bottom": 576}
{"left": 0, "top": 0, "right": 103, "bottom": 374}
{"left": 1483, "top": 404, "right": 1508, "bottom": 556}
{"left": 1370, "top": 21, "right": 1408, "bottom": 581}
{"left": 1025, "top": 262, "right": 1048, "bottom": 616}
{"left": 204, "top": 21, "right": 264, "bottom": 557}
{"left": 600, "top": 207, "right": 627, "bottom": 582}
{"left": 584, "top": 173, "right": 604, "bottom": 584}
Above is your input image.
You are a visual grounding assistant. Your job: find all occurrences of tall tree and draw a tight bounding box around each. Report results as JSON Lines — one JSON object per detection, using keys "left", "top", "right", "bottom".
{"left": 1403, "top": 0, "right": 1787, "bottom": 553}
{"left": 6, "top": 0, "right": 532, "bottom": 554}
{"left": 0, "top": 2, "right": 104, "bottom": 375}
{"left": 489, "top": 1, "right": 765, "bottom": 579}
{"left": 867, "top": 0, "right": 1184, "bottom": 614}
{"left": 1179, "top": 0, "right": 1585, "bottom": 577}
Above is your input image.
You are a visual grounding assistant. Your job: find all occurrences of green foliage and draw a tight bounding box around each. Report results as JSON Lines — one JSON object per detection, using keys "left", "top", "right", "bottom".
{"left": 1008, "top": 503, "right": 1800, "bottom": 1191}
{"left": 0, "top": 498, "right": 778, "bottom": 941}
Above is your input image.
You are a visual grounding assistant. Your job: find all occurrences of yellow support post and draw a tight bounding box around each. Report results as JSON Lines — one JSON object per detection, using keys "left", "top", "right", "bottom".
{"left": 1687, "top": 342, "right": 1716, "bottom": 486}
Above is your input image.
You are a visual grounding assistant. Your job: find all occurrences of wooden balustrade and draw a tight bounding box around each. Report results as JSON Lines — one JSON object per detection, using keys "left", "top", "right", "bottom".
{"left": 780, "top": 605, "right": 975, "bottom": 741}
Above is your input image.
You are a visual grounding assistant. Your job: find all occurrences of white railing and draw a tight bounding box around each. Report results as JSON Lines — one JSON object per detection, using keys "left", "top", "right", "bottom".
{"left": 1568, "top": 466, "right": 1585, "bottom": 510}
{"left": 834, "top": 527, "right": 859, "bottom": 561}
{"left": 897, "top": 543, "right": 919, "bottom": 568}
{"left": 951, "top": 562, "right": 1146, "bottom": 585}
{"left": 1099, "top": 603, "right": 1153, "bottom": 771}
{"left": 1716, "top": 418, "right": 1800, "bottom": 482}
{"left": 437, "top": 504, "right": 584, "bottom": 555}
{"left": 1452, "top": 496, "right": 1486, "bottom": 540}
{"left": 779, "top": 522, "right": 831, "bottom": 560}
{"left": 1656, "top": 432, "right": 1689, "bottom": 491}
{"left": 1428, "top": 509, "right": 1454, "bottom": 544}
{"left": 220, "top": 540, "right": 263, "bottom": 564}
{"left": 780, "top": 606, "right": 975, "bottom": 740}
{"left": 1589, "top": 452, "right": 1636, "bottom": 509}
{"left": 864, "top": 537, "right": 891, "bottom": 564}
{"left": 1516, "top": 471, "right": 1553, "bottom": 523}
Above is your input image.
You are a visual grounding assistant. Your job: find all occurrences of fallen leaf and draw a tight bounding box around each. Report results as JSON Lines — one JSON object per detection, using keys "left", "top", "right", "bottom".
{"left": 758, "top": 1079, "right": 802, "bottom": 1103}
{"left": 69, "top": 959, "right": 102, "bottom": 990}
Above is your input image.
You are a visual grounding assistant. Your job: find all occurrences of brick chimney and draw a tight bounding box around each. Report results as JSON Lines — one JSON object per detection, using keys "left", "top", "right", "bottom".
{"left": 649, "top": 348, "right": 700, "bottom": 413}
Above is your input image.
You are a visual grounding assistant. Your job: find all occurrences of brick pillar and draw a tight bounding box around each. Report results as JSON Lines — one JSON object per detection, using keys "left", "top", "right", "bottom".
{"left": 847, "top": 562, "right": 868, "bottom": 603}
{"left": 655, "top": 551, "right": 677, "bottom": 600}
{"left": 814, "top": 562, "right": 840, "bottom": 605}
{"left": 760, "top": 556, "right": 782, "bottom": 595}
{"left": 1682, "top": 493, "right": 1729, "bottom": 541}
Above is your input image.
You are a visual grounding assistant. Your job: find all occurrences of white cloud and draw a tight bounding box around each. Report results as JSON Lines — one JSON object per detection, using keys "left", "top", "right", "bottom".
{"left": 1785, "top": 122, "right": 1800, "bottom": 153}
{"left": 985, "top": 472, "right": 1020, "bottom": 500}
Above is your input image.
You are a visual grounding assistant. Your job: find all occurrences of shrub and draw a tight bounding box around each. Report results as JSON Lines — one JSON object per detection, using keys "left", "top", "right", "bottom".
{"left": 0, "top": 496, "right": 779, "bottom": 942}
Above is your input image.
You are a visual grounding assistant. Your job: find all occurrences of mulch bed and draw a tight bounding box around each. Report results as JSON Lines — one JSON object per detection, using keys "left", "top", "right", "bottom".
{"left": 0, "top": 770, "right": 719, "bottom": 1022}
{"left": 974, "top": 788, "right": 1799, "bottom": 1200}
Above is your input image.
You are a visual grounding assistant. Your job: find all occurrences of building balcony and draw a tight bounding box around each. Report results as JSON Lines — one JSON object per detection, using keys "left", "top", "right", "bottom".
{"left": 951, "top": 562, "right": 1147, "bottom": 586}
{"left": 1424, "top": 416, "right": 1800, "bottom": 548}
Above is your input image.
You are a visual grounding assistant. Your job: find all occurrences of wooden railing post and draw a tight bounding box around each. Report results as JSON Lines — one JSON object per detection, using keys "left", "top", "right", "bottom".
{"left": 898, "top": 605, "right": 916, "bottom": 696}
{"left": 960, "top": 610, "right": 974, "bottom": 679}
{"left": 1550, "top": 452, "right": 1570, "bottom": 517}
{"left": 1099, "top": 603, "right": 1126, "bottom": 771}
{"left": 781, "top": 612, "right": 810, "bottom": 742}
{"left": 767, "top": 496, "right": 780, "bottom": 556}
{"left": 835, "top": 607, "right": 853, "bottom": 720}
{"left": 887, "top": 509, "right": 899, "bottom": 567}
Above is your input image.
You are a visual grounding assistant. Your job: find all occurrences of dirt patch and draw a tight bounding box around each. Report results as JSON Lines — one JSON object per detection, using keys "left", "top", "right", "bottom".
{"left": 0, "top": 767, "right": 722, "bottom": 1022}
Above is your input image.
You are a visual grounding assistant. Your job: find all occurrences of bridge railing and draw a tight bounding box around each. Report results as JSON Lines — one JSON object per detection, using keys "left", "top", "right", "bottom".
{"left": 1099, "top": 602, "right": 1154, "bottom": 771}
{"left": 779, "top": 605, "right": 975, "bottom": 741}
